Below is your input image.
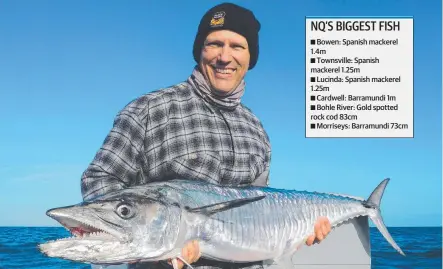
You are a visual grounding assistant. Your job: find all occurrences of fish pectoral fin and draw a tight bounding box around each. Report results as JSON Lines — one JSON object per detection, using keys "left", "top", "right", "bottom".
{"left": 187, "top": 195, "right": 266, "bottom": 216}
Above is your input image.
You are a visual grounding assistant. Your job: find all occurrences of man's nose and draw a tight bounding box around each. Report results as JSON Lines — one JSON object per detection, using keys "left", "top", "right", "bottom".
{"left": 218, "top": 46, "right": 232, "bottom": 63}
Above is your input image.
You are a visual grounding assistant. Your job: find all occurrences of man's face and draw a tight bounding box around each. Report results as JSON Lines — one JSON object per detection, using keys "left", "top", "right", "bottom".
{"left": 199, "top": 30, "right": 250, "bottom": 94}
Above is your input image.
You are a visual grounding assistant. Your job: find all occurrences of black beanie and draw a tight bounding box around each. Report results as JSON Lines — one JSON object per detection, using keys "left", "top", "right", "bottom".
{"left": 193, "top": 2, "right": 261, "bottom": 70}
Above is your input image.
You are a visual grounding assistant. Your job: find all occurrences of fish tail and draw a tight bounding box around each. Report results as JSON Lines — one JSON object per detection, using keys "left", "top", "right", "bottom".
{"left": 362, "top": 178, "right": 406, "bottom": 256}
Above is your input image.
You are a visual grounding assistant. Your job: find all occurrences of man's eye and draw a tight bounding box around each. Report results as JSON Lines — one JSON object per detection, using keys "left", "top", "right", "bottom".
{"left": 207, "top": 42, "right": 222, "bottom": 47}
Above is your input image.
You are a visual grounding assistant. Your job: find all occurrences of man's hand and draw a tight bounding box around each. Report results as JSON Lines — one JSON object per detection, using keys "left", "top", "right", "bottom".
{"left": 167, "top": 240, "right": 201, "bottom": 269}
{"left": 305, "top": 216, "right": 331, "bottom": 246}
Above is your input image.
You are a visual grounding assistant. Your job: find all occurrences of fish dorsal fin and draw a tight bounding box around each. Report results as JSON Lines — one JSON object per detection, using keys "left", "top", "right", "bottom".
{"left": 187, "top": 195, "right": 266, "bottom": 216}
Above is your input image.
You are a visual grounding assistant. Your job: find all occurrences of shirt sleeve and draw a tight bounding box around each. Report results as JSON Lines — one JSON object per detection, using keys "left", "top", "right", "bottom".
{"left": 251, "top": 168, "right": 270, "bottom": 187}
{"left": 252, "top": 132, "right": 272, "bottom": 188}
{"left": 80, "top": 104, "right": 147, "bottom": 201}
{"left": 252, "top": 153, "right": 271, "bottom": 187}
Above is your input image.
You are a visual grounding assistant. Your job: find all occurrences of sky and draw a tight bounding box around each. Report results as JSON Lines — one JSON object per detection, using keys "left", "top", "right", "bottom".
{"left": 0, "top": 0, "right": 441, "bottom": 227}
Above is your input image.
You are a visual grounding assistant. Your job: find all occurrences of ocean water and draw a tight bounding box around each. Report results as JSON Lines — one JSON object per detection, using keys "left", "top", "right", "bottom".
{"left": 0, "top": 227, "right": 441, "bottom": 268}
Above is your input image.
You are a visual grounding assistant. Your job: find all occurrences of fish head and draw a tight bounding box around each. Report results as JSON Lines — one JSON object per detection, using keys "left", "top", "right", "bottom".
{"left": 38, "top": 193, "right": 183, "bottom": 264}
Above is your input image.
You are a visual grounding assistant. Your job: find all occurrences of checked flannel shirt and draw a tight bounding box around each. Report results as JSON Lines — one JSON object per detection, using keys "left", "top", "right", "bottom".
{"left": 81, "top": 80, "right": 272, "bottom": 269}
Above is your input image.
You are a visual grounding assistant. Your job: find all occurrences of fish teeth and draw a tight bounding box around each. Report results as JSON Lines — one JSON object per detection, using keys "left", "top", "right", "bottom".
{"left": 84, "top": 231, "right": 110, "bottom": 238}
{"left": 43, "top": 230, "right": 112, "bottom": 244}
{"left": 78, "top": 220, "right": 101, "bottom": 231}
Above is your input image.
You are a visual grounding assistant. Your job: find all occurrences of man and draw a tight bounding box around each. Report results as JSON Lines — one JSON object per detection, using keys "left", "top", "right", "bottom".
{"left": 81, "top": 2, "right": 331, "bottom": 269}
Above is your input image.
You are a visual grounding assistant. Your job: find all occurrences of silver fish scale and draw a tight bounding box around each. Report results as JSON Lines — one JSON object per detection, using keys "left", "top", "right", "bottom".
{"left": 160, "top": 181, "right": 368, "bottom": 262}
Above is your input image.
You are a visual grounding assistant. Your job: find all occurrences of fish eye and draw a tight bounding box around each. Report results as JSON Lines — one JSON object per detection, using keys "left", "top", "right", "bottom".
{"left": 116, "top": 203, "right": 135, "bottom": 219}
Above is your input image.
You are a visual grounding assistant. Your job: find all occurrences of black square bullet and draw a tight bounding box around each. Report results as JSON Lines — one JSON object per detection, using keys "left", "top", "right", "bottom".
{"left": 311, "top": 105, "right": 315, "bottom": 110}
{"left": 310, "top": 124, "right": 316, "bottom": 129}
{"left": 310, "top": 95, "right": 315, "bottom": 101}
{"left": 310, "top": 58, "right": 315, "bottom": 63}
{"left": 310, "top": 77, "right": 315, "bottom": 82}
{"left": 310, "top": 39, "right": 315, "bottom": 45}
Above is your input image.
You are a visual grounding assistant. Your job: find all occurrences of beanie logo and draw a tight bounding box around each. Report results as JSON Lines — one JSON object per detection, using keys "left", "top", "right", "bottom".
{"left": 210, "top": 11, "right": 225, "bottom": 27}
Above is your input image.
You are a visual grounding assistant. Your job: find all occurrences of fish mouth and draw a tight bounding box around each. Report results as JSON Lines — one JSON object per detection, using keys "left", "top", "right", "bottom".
{"left": 44, "top": 208, "right": 122, "bottom": 242}
{"left": 38, "top": 208, "right": 135, "bottom": 263}
{"left": 67, "top": 220, "right": 115, "bottom": 240}
{"left": 49, "top": 218, "right": 117, "bottom": 243}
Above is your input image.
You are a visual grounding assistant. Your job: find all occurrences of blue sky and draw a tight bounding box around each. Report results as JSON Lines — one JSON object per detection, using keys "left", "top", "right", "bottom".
{"left": 0, "top": 0, "right": 441, "bottom": 227}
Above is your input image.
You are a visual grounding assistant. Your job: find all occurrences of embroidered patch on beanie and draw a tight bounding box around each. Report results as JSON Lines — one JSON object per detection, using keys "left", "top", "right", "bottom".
{"left": 210, "top": 11, "right": 226, "bottom": 27}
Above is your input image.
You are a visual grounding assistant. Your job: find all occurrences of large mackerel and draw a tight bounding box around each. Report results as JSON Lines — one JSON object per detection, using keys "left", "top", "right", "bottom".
{"left": 39, "top": 177, "right": 405, "bottom": 267}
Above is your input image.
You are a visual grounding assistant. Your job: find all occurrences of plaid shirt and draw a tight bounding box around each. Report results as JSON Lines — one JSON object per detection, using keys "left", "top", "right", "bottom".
{"left": 81, "top": 81, "right": 271, "bottom": 269}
